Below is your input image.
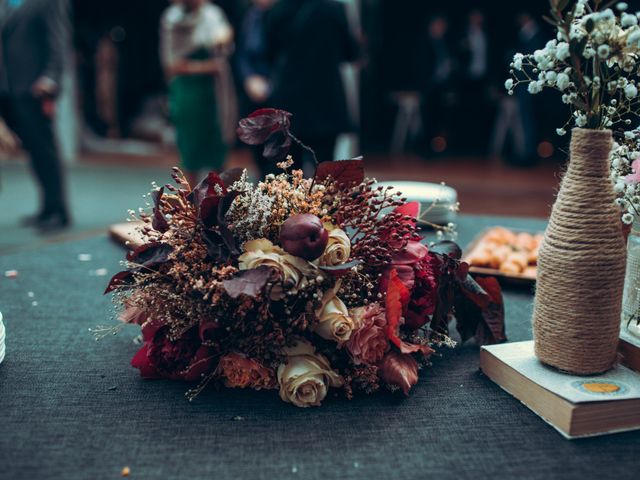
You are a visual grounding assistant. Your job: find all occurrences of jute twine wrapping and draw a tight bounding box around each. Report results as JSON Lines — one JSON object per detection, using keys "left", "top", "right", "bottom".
{"left": 532, "top": 128, "right": 626, "bottom": 375}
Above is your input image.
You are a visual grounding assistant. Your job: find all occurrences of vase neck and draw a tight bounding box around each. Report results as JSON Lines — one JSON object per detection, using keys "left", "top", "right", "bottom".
{"left": 569, "top": 128, "right": 612, "bottom": 176}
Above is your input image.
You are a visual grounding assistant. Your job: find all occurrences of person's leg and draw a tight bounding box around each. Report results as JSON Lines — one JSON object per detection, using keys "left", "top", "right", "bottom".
{"left": 10, "top": 95, "right": 69, "bottom": 226}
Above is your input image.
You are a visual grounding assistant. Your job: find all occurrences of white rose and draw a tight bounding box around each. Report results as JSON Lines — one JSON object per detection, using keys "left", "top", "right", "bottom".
{"left": 238, "top": 239, "right": 317, "bottom": 300}
{"left": 314, "top": 281, "right": 356, "bottom": 343}
{"left": 319, "top": 224, "right": 351, "bottom": 266}
{"left": 277, "top": 341, "right": 343, "bottom": 408}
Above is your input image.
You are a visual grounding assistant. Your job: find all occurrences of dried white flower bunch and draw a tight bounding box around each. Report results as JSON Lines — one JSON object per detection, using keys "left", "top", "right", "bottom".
{"left": 611, "top": 128, "right": 640, "bottom": 223}
{"left": 506, "top": 0, "right": 640, "bottom": 134}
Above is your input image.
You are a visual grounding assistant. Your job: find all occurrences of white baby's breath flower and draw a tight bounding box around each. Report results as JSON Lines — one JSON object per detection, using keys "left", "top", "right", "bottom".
{"left": 556, "top": 128, "right": 567, "bottom": 136}
{"left": 556, "top": 73, "right": 570, "bottom": 91}
{"left": 555, "top": 42, "right": 570, "bottom": 61}
{"left": 623, "top": 213, "right": 634, "bottom": 225}
{"left": 583, "top": 46, "right": 596, "bottom": 59}
{"left": 625, "top": 83, "right": 638, "bottom": 99}
{"left": 597, "top": 44, "right": 611, "bottom": 59}
{"left": 527, "top": 81, "right": 543, "bottom": 94}
{"left": 575, "top": 113, "right": 588, "bottom": 127}
{"left": 512, "top": 53, "right": 524, "bottom": 70}
{"left": 504, "top": 78, "right": 514, "bottom": 91}
{"left": 617, "top": 2, "right": 628, "bottom": 11}
{"left": 626, "top": 30, "right": 640, "bottom": 47}
{"left": 621, "top": 12, "right": 638, "bottom": 27}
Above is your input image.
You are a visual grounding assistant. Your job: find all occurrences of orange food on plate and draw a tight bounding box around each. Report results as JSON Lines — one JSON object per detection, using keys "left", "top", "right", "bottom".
{"left": 467, "top": 227, "right": 541, "bottom": 276}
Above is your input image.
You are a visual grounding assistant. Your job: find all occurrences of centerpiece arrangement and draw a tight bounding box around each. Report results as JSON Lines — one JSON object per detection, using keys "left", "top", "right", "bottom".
{"left": 506, "top": 0, "right": 640, "bottom": 374}
{"left": 103, "top": 108, "right": 505, "bottom": 408}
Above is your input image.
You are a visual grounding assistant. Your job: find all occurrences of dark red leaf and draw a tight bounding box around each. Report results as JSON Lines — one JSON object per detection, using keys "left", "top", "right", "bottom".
{"left": 219, "top": 167, "right": 244, "bottom": 188}
{"left": 314, "top": 159, "right": 365, "bottom": 188}
{"left": 237, "top": 108, "right": 292, "bottom": 145}
{"left": 127, "top": 242, "right": 173, "bottom": 269}
{"left": 456, "top": 275, "right": 506, "bottom": 345}
{"left": 222, "top": 266, "right": 276, "bottom": 299}
{"left": 430, "top": 240, "right": 462, "bottom": 260}
{"left": 378, "top": 351, "right": 419, "bottom": 395}
{"left": 150, "top": 187, "right": 169, "bottom": 233}
{"left": 262, "top": 130, "right": 292, "bottom": 160}
{"left": 104, "top": 270, "right": 134, "bottom": 294}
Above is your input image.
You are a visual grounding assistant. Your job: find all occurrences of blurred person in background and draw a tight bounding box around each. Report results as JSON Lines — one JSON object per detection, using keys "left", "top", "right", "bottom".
{"left": 266, "top": 0, "right": 360, "bottom": 171}
{"left": 0, "top": 0, "right": 71, "bottom": 230}
{"left": 459, "top": 9, "right": 490, "bottom": 152}
{"left": 416, "top": 14, "right": 457, "bottom": 155}
{"left": 511, "top": 11, "right": 544, "bottom": 167}
{"left": 160, "top": 0, "right": 234, "bottom": 188}
{"left": 237, "top": 0, "right": 276, "bottom": 176}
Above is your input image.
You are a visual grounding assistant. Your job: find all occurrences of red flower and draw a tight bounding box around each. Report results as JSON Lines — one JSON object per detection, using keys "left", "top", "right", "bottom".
{"left": 131, "top": 323, "right": 216, "bottom": 382}
{"left": 378, "top": 351, "right": 419, "bottom": 395}
{"left": 346, "top": 303, "right": 390, "bottom": 365}
{"left": 380, "top": 239, "right": 439, "bottom": 329}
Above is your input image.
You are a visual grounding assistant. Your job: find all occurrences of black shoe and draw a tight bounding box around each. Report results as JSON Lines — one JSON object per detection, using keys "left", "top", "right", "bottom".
{"left": 35, "top": 211, "right": 71, "bottom": 232}
{"left": 19, "top": 212, "right": 48, "bottom": 227}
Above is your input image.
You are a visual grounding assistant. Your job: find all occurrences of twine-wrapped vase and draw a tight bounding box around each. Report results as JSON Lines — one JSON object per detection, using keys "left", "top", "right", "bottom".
{"left": 532, "top": 128, "right": 626, "bottom": 375}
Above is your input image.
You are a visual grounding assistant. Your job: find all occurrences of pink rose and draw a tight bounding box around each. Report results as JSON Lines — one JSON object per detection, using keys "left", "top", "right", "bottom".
{"left": 346, "top": 303, "right": 389, "bottom": 365}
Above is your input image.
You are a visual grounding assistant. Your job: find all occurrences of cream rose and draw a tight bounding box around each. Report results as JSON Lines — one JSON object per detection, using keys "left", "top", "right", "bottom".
{"left": 238, "top": 239, "right": 316, "bottom": 300}
{"left": 277, "top": 341, "right": 343, "bottom": 407}
{"left": 314, "top": 281, "right": 356, "bottom": 343}
{"left": 319, "top": 224, "right": 351, "bottom": 266}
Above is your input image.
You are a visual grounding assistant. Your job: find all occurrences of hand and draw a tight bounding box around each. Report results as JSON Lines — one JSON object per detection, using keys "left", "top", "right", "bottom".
{"left": 31, "top": 76, "right": 58, "bottom": 98}
{"left": 244, "top": 75, "right": 270, "bottom": 103}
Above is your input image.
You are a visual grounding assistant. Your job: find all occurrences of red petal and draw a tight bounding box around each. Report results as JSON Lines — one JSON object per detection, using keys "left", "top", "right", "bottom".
{"left": 378, "top": 351, "right": 419, "bottom": 395}
{"left": 131, "top": 344, "right": 160, "bottom": 379}
{"left": 385, "top": 269, "right": 410, "bottom": 349}
{"left": 393, "top": 201, "right": 420, "bottom": 219}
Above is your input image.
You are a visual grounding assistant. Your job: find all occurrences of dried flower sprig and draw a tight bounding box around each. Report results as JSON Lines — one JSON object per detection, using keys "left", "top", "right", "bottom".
{"left": 507, "top": 0, "right": 640, "bottom": 133}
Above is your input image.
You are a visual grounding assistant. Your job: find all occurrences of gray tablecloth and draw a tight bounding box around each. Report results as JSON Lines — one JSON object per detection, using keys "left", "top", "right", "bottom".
{"left": 1, "top": 215, "right": 638, "bottom": 480}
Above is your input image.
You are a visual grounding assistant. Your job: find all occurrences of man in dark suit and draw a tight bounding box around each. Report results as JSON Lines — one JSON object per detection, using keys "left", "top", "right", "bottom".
{"left": 266, "top": 0, "right": 360, "bottom": 170}
{"left": 0, "top": 0, "right": 71, "bottom": 230}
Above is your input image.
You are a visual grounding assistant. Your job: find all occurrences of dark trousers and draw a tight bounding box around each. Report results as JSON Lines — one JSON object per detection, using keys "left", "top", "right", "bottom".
{"left": 0, "top": 95, "right": 67, "bottom": 214}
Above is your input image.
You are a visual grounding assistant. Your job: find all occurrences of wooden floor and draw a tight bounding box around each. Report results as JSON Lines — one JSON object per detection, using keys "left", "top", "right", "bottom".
{"left": 81, "top": 149, "right": 563, "bottom": 219}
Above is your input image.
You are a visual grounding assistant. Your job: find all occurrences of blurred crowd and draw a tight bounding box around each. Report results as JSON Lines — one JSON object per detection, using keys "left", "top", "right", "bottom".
{"left": 0, "top": 0, "right": 560, "bottom": 232}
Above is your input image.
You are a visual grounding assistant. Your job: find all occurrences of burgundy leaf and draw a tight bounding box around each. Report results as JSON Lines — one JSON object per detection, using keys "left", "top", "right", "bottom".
{"left": 378, "top": 351, "right": 419, "bottom": 395}
{"left": 219, "top": 167, "right": 245, "bottom": 188}
{"left": 104, "top": 270, "right": 134, "bottom": 294}
{"left": 127, "top": 242, "right": 173, "bottom": 268}
{"left": 150, "top": 187, "right": 169, "bottom": 233}
{"left": 236, "top": 108, "right": 292, "bottom": 145}
{"left": 455, "top": 276, "right": 506, "bottom": 345}
{"left": 222, "top": 266, "right": 276, "bottom": 299}
{"left": 262, "top": 130, "right": 292, "bottom": 160}
{"left": 314, "top": 159, "right": 365, "bottom": 188}
{"left": 430, "top": 240, "right": 462, "bottom": 260}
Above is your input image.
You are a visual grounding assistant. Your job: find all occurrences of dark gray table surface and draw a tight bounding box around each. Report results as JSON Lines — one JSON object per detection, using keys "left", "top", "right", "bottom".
{"left": 1, "top": 215, "right": 639, "bottom": 480}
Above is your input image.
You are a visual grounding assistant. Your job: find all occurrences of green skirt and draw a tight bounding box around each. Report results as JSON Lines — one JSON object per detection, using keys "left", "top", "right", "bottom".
{"left": 169, "top": 75, "right": 226, "bottom": 172}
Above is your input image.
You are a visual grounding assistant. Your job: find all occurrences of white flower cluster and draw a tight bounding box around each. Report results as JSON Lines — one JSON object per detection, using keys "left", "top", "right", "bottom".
{"left": 610, "top": 129, "right": 640, "bottom": 224}
{"left": 506, "top": 0, "right": 640, "bottom": 132}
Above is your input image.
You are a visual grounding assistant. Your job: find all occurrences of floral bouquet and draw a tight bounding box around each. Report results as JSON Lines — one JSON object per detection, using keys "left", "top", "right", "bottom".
{"left": 104, "top": 109, "right": 505, "bottom": 408}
